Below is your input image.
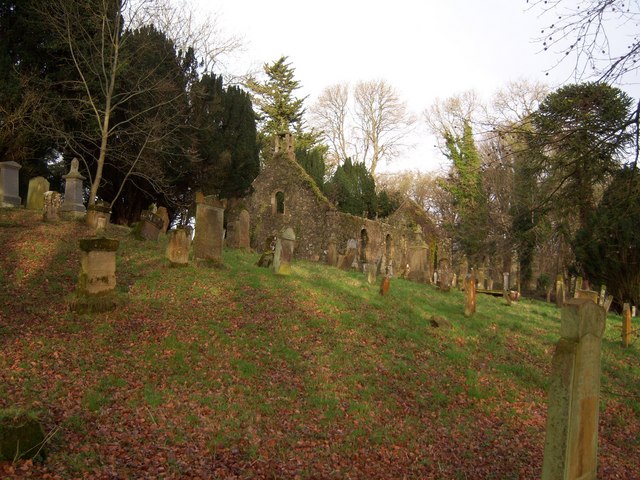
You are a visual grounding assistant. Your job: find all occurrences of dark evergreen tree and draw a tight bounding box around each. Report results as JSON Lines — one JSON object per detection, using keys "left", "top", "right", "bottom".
{"left": 326, "top": 158, "right": 377, "bottom": 218}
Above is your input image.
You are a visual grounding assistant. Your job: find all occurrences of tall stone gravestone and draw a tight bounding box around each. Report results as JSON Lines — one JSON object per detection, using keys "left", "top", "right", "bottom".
{"left": 438, "top": 258, "right": 452, "bottom": 292}
{"left": 156, "top": 206, "right": 170, "bottom": 234}
{"left": 0, "top": 161, "right": 22, "bottom": 207}
{"left": 226, "top": 209, "right": 250, "bottom": 250}
{"left": 166, "top": 228, "right": 191, "bottom": 266}
{"left": 555, "top": 274, "right": 565, "bottom": 308}
{"left": 138, "top": 210, "right": 164, "bottom": 241}
{"left": 408, "top": 226, "right": 429, "bottom": 283}
{"left": 273, "top": 227, "right": 296, "bottom": 275}
{"left": 60, "top": 158, "right": 86, "bottom": 217}
{"left": 464, "top": 273, "right": 476, "bottom": 317}
{"left": 43, "top": 191, "right": 62, "bottom": 222}
{"left": 26, "top": 176, "right": 49, "bottom": 210}
{"left": 338, "top": 239, "right": 358, "bottom": 270}
{"left": 542, "top": 298, "right": 605, "bottom": 480}
{"left": 326, "top": 236, "right": 338, "bottom": 266}
{"left": 193, "top": 195, "right": 224, "bottom": 265}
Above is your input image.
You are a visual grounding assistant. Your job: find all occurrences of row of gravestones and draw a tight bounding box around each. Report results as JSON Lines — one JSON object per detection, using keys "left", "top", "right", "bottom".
{"left": 0, "top": 159, "right": 86, "bottom": 217}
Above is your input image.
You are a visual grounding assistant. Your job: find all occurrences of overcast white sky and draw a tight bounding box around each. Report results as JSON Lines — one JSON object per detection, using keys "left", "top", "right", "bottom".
{"left": 194, "top": 0, "right": 639, "bottom": 173}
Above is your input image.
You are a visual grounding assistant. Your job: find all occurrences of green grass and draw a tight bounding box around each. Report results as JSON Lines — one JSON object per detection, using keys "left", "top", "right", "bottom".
{"left": 1, "top": 209, "right": 639, "bottom": 478}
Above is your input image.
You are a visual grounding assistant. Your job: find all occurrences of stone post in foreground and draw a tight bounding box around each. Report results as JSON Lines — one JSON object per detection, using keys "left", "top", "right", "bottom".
{"left": 542, "top": 298, "right": 606, "bottom": 480}
{"left": 463, "top": 273, "right": 476, "bottom": 317}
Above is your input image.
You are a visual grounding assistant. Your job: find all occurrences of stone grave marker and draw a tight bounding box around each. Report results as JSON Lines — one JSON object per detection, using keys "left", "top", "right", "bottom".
{"left": 338, "top": 239, "right": 358, "bottom": 270}
{"left": 408, "top": 226, "right": 429, "bottom": 283}
{"left": 257, "top": 236, "right": 276, "bottom": 268}
{"left": 573, "top": 276, "right": 583, "bottom": 298}
{"left": 542, "top": 299, "right": 606, "bottom": 480}
{"left": 43, "top": 191, "right": 62, "bottom": 222}
{"left": 555, "top": 274, "right": 565, "bottom": 308}
{"left": 367, "top": 264, "right": 377, "bottom": 285}
{"left": 603, "top": 295, "right": 614, "bottom": 313}
{"left": 86, "top": 200, "right": 111, "bottom": 230}
{"left": 138, "top": 209, "right": 164, "bottom": 241}
{"left": 503, "top": 272, "right": 510, "bottom": 291}
{"left": 166, "top": 228, "right": 191, "bottom": 266}
{"left": 326, "top": 237, "right": 338, "bottom": 266}
{"left": 273, "top": 227, "right": 295, "bottom": 275}
{"left": 438, "top": 258, "right": 451, "bottom": 292}
{"left": 576, "top": 288, "right": 599, "bottom": 304}
{"left": 236, "top": 209, "right": 250, "bottom": 250}
{"left": 464, "top": 273, "right": 476, "bottom": 317}
{"left": 156, "top": 206, "right": 170, "bottom": 233}
{"left": 0, "top": 161, "right": 22, "bottom": 207}
{"left": 60, "top": 158, "right": 86, "bottom": 217}
{"left": 379, "top": 275, "right": 390, "bottom": 295}
{"left": 193, "top": 196, "right": 224, "bottom": 265}
{"left": 26, "top": 176, "right": 49, "bottom": 210}
{"left": 72, "top": 237, "right": 119, "bottom": 313}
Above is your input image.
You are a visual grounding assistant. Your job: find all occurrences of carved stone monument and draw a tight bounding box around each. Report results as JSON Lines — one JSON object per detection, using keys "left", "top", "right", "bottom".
{"left": 72, "top": 237, "right": 120, "bottom": 313}
{"left": 26, "top": 176, "right": 49, "bottom": 211}
{"left": 166, "top": 228, "right": 191, "bottom": 266}
{"left": 193, "top": 195, "right": 224, "bottom": 265}
{"left": 273, "top": 227, "right": 296, "bottom": 275}
{"left": 60, "top": 158, "right": 86, "bottom": 217}
{"left": 43, "top": 191, "right": 62, "bottom": 222}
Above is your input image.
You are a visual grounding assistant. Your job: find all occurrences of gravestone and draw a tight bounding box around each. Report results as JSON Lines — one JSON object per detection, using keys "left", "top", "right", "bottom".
{"left": 598, "top": 285, "right": 607, "bottom": 306}
{"left": 555, "top": 274, "right": 565, "bottom": 308}
{"left": 574, "top": 276, "right": 583, "bottom": 298}
{"left": 156, "top": 206, "right": 170, "bottom": 233}
{"left": 226, "top": 209, "right": 250, "bottom": 250}
{"left": 273, "top": 227, "right": 295, "bottom": 275}
{"left": 379, "top": 275, "right": 390, "bottom": 296}
{"left": 166, "top": 228, "right": 191, "bottom": 266}
{"left": 86, "top": 201, "right": 111, "bottom": 230}
{"left": 60, "top": 158, "right": 86, "bottom": 217}
{"left": 464, "top": 273, "right": 476, "bottom": 317}
{"left": 367, "top": 265, "right": 377, "bottom": 285}
{"left": 193, "top": 196, "right": 224, "bottom": 265}
{"left": 503, "top": 272, "right": 510, "bottom": 291}
{"left": 26, "top": 176, "right": 49, "bottom": 210}
{"left": 438, "top": 258, "right": 451, "bottom": 292}
{"left": 603, "top": 295, "right": 614, "bottom": 313}
{"left": 338, "top": 239, "right": 358, "bottom": 270}
{"left": 408, "top": 227, "right": 429, "bottom": 283}
{"left": 43, "top": 191, "right": 62, "bottom": 222}
{"left": 576, "top": 289, "right": 599, "bottom": 304}
{"left": 0, "top": 161, "right": 22, "bottom": 207}
{"left": 622, "top": 303, "right": 632, "bottom": 347}
{"left": 326, "top": 237, "right": 338, "bottom": 266}
{"left": 72, "top": 237, "right": 119, "bottom": 313}
{"left": 542, "top": 299, "right": 606, "bottom": 480}
{"left": 138, "top": 210, "right": 164, "bottom": 241}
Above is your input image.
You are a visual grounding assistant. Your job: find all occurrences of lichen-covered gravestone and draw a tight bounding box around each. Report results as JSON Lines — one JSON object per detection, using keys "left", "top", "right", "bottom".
{"left": 86, "top": 201, "right": 111, "bottom": 230}
{"left": 438, "top": 258, "right": 452, "bottom": 292}
{"left": 408, "top": 227, "right": 429, "bottom": 283}
{"left": 156, "top": 206, "right": 170, "bottom": 234}
{"left": 326, "top": 237, "right": 338, "bottom": 266}
{"left": 338, "top": 239, "right": 358, "bottom": 270}
{"left": 193, "top": 196, "right": 224, "bottom": 265}
{"left": 60, "top": 158, "right": 86, "bottom": 217}
{"left": 542, "top": 298, "right": 606, "bottom": 480}
{"left": 43, "top": 191, "right": 62, "bottom": 222}
{"left": 166, "top": 228, "right": 191, "bottom": 266}
{"left": 273, "top": 227, "right": 296, "bottom": 275}
{"left": 0, "top": 409, "right": 46, "bottom": 461}
{"left": 26, "top": 176, "right": 50, "bottom": 210}
{"left": 464, "top": 273, "right": 476, "bottom": 317}
{"left": 72, "top": 237, "right": 119, "bottom": 313}
{"left": 0, "top": 161, "right": 22, "bottom": 207}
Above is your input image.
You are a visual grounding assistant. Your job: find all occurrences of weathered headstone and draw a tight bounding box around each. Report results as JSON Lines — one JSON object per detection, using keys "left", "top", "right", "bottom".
{"left": 338, "top": 239, "right": 358, "bottom": 270}
{"left": 464, "top": 273, "right": 476, "bottom": 317}
{"left": 138, "top": 210, "right": 164, "bottom": 241}
{"left": 598, "top": 284, "right": 607, "bottom": 306}
{"left": 257, "top": 236, "right": 276, "bottom": 268}
{"left": 574, "top": 276, "right": 583, "bottom": 298}
{"left": 555, "top": 274, "right": 565, "bottom": 308}
{"left": 542, "top": 298, "right": 606, "bottom": 480}
{"left": 236, "top": 209, "right": 250, "bottom": 250}
{"left": 43, "top": 191, "right": 62, "bottom": 222}
{"left": 72, "top": 237, "right": 119, "bottom": 313}
{"left": 26, "top": 176, "right": 49, "bottom": 210}
{"left": 379, "top": 275, "right": 390, "bottom": 296}
{"left": 408, "top": 227, "right": 429, "bottom": 283}
{"left": 486, "top": 278, "right": 494, "bottom": 290}
{"left": 156, "top": 206, "right": 170, "bottom": 233}
{"left": 273, "top": 227, "right": 295, "bottom": 275}
{"left": 569, "top": 276, "right": 576, "bottom": 297}
{"left": 622, "top": 303, "right": 632, "bottom": 348}
{"left": 576, "top": 289, "right": 599, "bottom": 304}
{"left": 60, "top": 158, "right": 86, "bottom": 217}
{"left": 166, "top": 228, "right": 191, "bottom": 266}
{"left": 326, "top": 237, "right": 338, "bottom": 266}
{"left": 367, "top": 265, "right": 377, "bottom": 285}
{"left": 193, "top": 196, "right": 224, "bottom": 265}
{"left": 603, "top": 295, "right": 614, "bottom": 313}
{"left": 86, "top": 201, "right": 111, "bottom": 230}
{"left": 438, "top": 258, "right": 451, "bottom": 292}
{"left": 503, "top": 272, "right": 510, "bottom": 291}
{"left": 0, "top": 161, "right": 22, "bottom": 207}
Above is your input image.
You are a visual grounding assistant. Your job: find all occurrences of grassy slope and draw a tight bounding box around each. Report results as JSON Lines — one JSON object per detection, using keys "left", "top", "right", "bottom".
{"left": 0, "top": 209, "right": 638, "bottom": 479}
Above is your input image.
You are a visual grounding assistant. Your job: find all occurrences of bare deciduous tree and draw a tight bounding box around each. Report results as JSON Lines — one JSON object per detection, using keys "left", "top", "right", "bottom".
{"left": 310, "top": 79, "right": 415, "bottom": 177}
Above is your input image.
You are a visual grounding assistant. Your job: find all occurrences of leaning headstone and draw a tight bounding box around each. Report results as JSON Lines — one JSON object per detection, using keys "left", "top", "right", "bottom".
{"left": 598, "top": 284, "right": 607, "bottom": 306}
{"left": 555, "top": 274, "right": 565, "bottom": 308}
{"left": 60, "top": 158, "right": 86, "bottom": 217}
{"left": 464, "top": 273, "right": 476, "bottom": 317}
{"left": 72, "top": 237, "right": 119, "bottom": 313}
{"left": 0, "top": 409, "right": 46, "bottom": 461}
{"left": 26, "top": 176, "right": 49, "bottom": 210}
{"left": 166, "top": 228, "right": 191, "bottom": 266}
{"left": 86, "top": 200, "right": 111, "bottom": 230}
{"left": 273, "top": 227, "right": 296, "bottom": 275}
{"left": 576, "top": 289, "right": 599, "bottom": 304}
{"left": 622, "top": 303, "right": 632, "bottom": 348}
{"left": 138, "top": 210, "right": 164, "bottom": 241}
{"left": 542, "top": 299, "right": 606, "bottom": 480}
{"left": 193, "top": 196, "right": 224, "bottom": 265}
{"left": 43, "top": 191, "right": 62, "bottom": 222}
{"left": 603, "top": 295, "right": 614, "bottom": 313}
{"left": 156, "top": 206, "right": 170, "bottom": 233}
{"left": 338, "top": 239, "right": 358, "bottom": 270}
{"left": 0, "top": 161, "right": 22, "bottom": 207}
